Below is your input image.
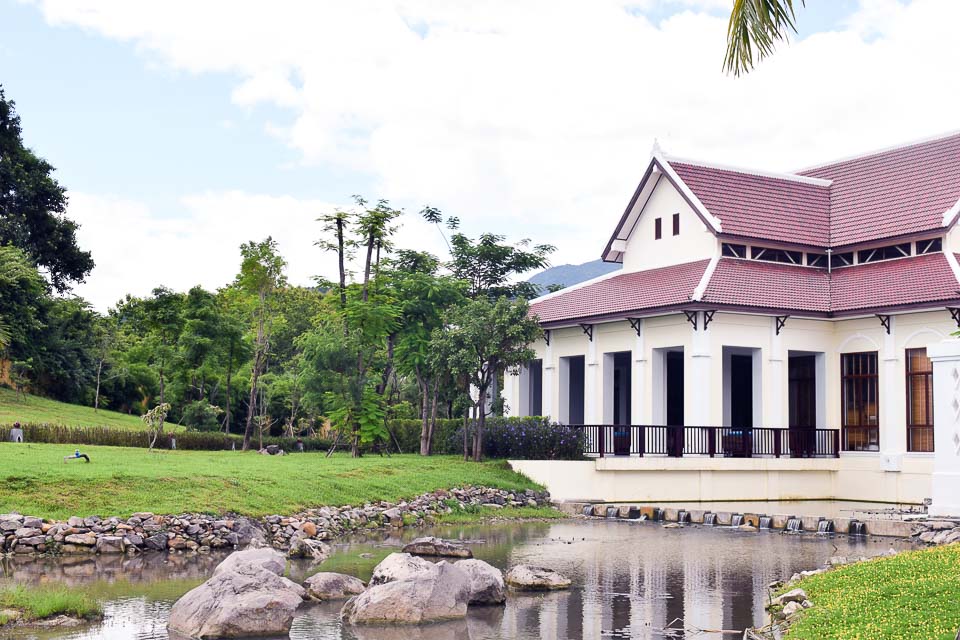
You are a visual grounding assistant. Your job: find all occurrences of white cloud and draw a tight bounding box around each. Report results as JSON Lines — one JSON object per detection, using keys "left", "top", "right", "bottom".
{"left": 33, "top": 0, "right": 960, "bottom": 294}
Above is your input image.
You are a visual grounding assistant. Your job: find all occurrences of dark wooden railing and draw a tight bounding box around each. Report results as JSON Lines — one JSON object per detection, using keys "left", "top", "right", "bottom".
{"left": 571, "top": 425, "right": 840, "bottom": 458}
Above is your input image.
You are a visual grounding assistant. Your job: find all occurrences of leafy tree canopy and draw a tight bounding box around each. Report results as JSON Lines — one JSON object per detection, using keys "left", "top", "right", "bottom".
{"left": 0, "top": 87, "right": 93, "bottom": 291}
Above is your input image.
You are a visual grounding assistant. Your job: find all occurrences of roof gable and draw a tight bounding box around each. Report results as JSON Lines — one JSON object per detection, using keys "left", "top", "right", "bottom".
{"left": 603, "top": 132, "right": 960, "bottom": 254}
{"left": 602, "top": 154, "right": 721, "bottom": 263}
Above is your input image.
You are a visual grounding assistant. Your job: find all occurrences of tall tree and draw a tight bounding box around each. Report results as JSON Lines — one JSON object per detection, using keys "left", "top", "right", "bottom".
{"left": 391, "top": 250, "right": 466, "bottom": 455}
{"left": 448, "top": 232, "right": 554, "bottom": 300}
{"left": 724, "top": 0, "right": 804, "bottom": 76}
{"left": 0, "top": 87, "right": 93, "bottom": 291}
{"left": 431, "top": 297, "right": 541, "bottom": 461}
{"left": 236, "top": 238, "right": 287, "bottom": 451}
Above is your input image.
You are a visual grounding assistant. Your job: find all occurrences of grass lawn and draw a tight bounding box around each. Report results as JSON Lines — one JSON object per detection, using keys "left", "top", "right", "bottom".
{"left": 0, "top": 387, "right": 181, "bottom": 432}
{"left": 0, "top": 443, "right": 544, "bottom": 519}
{"left": 783, "top": 543, "right": 960, "bottom": 640}
{"left": 0, "top": 583, "right": 101, "bottom": 624}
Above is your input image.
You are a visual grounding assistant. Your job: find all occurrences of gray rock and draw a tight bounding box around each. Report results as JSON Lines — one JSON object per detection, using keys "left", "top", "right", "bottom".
{"left": 455, "top": 559, "right": 505, "bottom": 605}
{"left": 125, "top": 533, "right": 144, "bottom": 547}
{"left": 22, "top": 517, "right": 42, "bottom": 528}
{"left": 505, "top": 565, "right": 572, "bottom": 591}
{"left": 18, "top": 535, "right": 46, "bottom": 546}
{"left": 287, "top": 535, "right": 331, "bottom": 562}
{"left": 370, "top": 553, "right": 437, "bottom": 586}
{"left": 214, "top": 547, "right": 286, "bottom": 578}
{"left": 96, "top": 535, "right": 125, "bottom": 554}
{"left": 168, "top": 549, "right": 305, "bottom": 638}
{"left": 0, "top": 519, "right": 21, "bottom": 532}
{"left": 402, "top": 536, "right": 473, "bottom": 559}
{"left": 304, "top": 572, "right": 366, "bottom": 601}
{"left": 782, "top": 601, "right": 803, "bottom": 617}
{"left": 14, "top": 527, "right": 42, "bottom": 538}
{"left": 341, "top": 561, "right": 471, "bottom": 625}
{"left": 772, "top": 588, "right": 808, "bottom": 606}
{"left": 64, "top": 532, "right": 97, "bottom": 546}
{"left": 145, "top": 533, "right": 168, "bottom": 551}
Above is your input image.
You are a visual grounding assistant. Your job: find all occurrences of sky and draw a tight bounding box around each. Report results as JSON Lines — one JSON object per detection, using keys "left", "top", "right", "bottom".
{"left": 1, "top": 0, "right": 958, "bottom": 310}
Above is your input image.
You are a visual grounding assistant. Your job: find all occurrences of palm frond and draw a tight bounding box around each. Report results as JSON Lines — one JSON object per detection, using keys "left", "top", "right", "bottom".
{"left": 724, "top": 0, "right": 803, "bottom": 76}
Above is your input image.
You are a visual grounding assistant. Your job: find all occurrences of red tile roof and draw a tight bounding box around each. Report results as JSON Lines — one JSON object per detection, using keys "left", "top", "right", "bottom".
{"left": 830, "top": 252, "right": 960, "bottom": 312}
{"left": 800, "top": 133, "right": 960, "bottom": 246}
{"left": 657, "top": 132, "right": 960, "bottom": 250}
{"left": 529, "top": 259, "right": 710, "bottom": 324}
{"left": 535, "top": 254, "right": 960, "bottom": 324}
{"left": 701, "top": 259, "right": 831, "bottom": 312}
{"left": 671, "top": 162, "right": 831, "bottom": 247}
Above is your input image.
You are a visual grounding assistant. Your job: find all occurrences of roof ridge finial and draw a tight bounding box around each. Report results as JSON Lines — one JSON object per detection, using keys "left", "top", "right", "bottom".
{"left": 652, "top": 137, "right": 662, "bottom": 156}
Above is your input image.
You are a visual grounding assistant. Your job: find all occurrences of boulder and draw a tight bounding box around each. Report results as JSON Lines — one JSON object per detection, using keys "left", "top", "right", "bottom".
{"left": 505, "top": 565, "right": 572, "bottom": 591}
{"left": 304, "top": 572, "right": 366, "bottom": 601}
{"left": 168, "top": 548, "right": 305, "bottom": 639}
{"left": 455, "top": 559, "right": 505, "bottom": 605}
{"left": 287, "top": 535, "right": 331, "bottom": 562}
{"left": 370, "top": 553, "right": 437, "bottom": 586}
{"left": 402, "top": 536, "right": 473, "bottom": 559}
{"left": 782, "top": 601, "right": 803, "bottom": 617}
{"left": 214, "top": 547, "right": 286, "bottom": 577}
{"left": 341, "top": 561, "right": 471, "bottom": 625}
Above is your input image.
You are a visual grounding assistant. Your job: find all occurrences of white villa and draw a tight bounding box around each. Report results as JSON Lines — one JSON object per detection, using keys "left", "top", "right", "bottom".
{"left": 506, "top": 132, "right": 960, "bottom": 514}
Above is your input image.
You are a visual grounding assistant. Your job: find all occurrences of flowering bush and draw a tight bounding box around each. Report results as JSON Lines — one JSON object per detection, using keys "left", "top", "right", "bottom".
{"left": 446, "top": 417, "right": 585, "bottom": 460}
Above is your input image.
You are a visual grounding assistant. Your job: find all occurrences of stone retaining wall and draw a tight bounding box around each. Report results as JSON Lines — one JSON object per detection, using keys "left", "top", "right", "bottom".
{"left": 0, "top": 486, "right": 551, "bottom": 557}
{"left": 570, "top": 501, "right": 960, "bottom": 542}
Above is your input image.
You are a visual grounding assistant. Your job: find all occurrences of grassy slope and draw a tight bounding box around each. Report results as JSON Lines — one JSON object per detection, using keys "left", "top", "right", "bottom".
{"left": 0, "top": 387, "right": 181, "bottom": 431}
{"left": 784, "top": 543, "right": 960, "bottom": 640}
{"left": 0, "top": 443, "right": 543, "bottom": 519}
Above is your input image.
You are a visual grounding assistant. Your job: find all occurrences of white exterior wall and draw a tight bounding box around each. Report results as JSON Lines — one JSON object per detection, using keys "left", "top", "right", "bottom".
{"left": 620, "top": 177, "right": 718, "bottom": 274}
{"left": 504, "top": 308, "right": 955, "bottom": 504}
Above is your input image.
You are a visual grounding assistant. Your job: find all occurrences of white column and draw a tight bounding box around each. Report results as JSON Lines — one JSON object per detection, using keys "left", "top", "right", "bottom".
{"left": 689, "top": 312, "right": 712, "bottom": 425}
{"left": 543, "top": 337, "right": 555, "bottom": 421}
{"left": 506, "top": 370, "right": 522, "bottom": 417}
{"left": 881, "top": 316, "right": 904, "bottom": 465}
{"left": 927, "top": 337, "right": 960, "bottom": 516}
{"left": 768, "top": 317, "right": 785, "bottom": 428}
{"left": 633, "top": 320, "right": 646, "bottom": 425}
{"left": 586, "top": 330, "right": 599, "bottom": 423}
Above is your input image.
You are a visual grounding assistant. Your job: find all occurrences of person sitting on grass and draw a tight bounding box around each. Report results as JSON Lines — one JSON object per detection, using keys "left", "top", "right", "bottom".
{"left": 63, "top": 449, "right": 90, "bottom": 463}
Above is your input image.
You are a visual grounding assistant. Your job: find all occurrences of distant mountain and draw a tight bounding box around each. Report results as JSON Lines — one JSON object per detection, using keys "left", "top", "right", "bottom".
{"left": 527, "top": 259, "right": 621, "bottom": 295}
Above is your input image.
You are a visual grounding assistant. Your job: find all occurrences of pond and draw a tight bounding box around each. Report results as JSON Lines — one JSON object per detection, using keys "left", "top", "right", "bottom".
{"left": 1, "top": 519, "right": 909, "bottom": 640}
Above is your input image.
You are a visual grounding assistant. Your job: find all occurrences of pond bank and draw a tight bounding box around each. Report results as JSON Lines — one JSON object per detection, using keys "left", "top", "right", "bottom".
{"left": 0, "top": 583, "right": 101, "bottom": 630}
{"left": 0, "top": 486, "right": 554, "bottom": 558}
{"left": 0, "top": 519, "right": 902, "bottom": 639}
{"left": 749, "top": 542, "right": 960, "bottom": 640}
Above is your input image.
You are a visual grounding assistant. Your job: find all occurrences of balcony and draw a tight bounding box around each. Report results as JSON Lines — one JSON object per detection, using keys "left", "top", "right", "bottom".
{"left": 570, "top": 425, "right": 840, "bottom": 458}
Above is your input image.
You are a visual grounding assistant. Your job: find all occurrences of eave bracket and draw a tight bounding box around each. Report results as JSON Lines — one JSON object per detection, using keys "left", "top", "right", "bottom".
{"left": 876, "top": 314, "right": 891, "bottom": 335}
{"left": 776, "top": 315, "right": 789, "bottom": 336}
{"left": 544, "top": 329, "right": 551, "bottom": 346}
{"left": 627, "top": 317, "right": 643, "bottom": 337}
{"left": 580, "top": 323, "right": 593, "bottom": 342}
{"left": 949, "top": 307, "right": 960, "bottom": 329}
{"left": 702, "top": 310, "right": 716, "bottom": 330}
{"left": 683, "top": 310, "right": 698, "bottom": 331}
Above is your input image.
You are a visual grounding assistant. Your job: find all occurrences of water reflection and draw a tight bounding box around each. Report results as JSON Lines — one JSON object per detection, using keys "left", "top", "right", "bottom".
{"left": 1, "top": 519, "right": 907, "bottom": 640}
